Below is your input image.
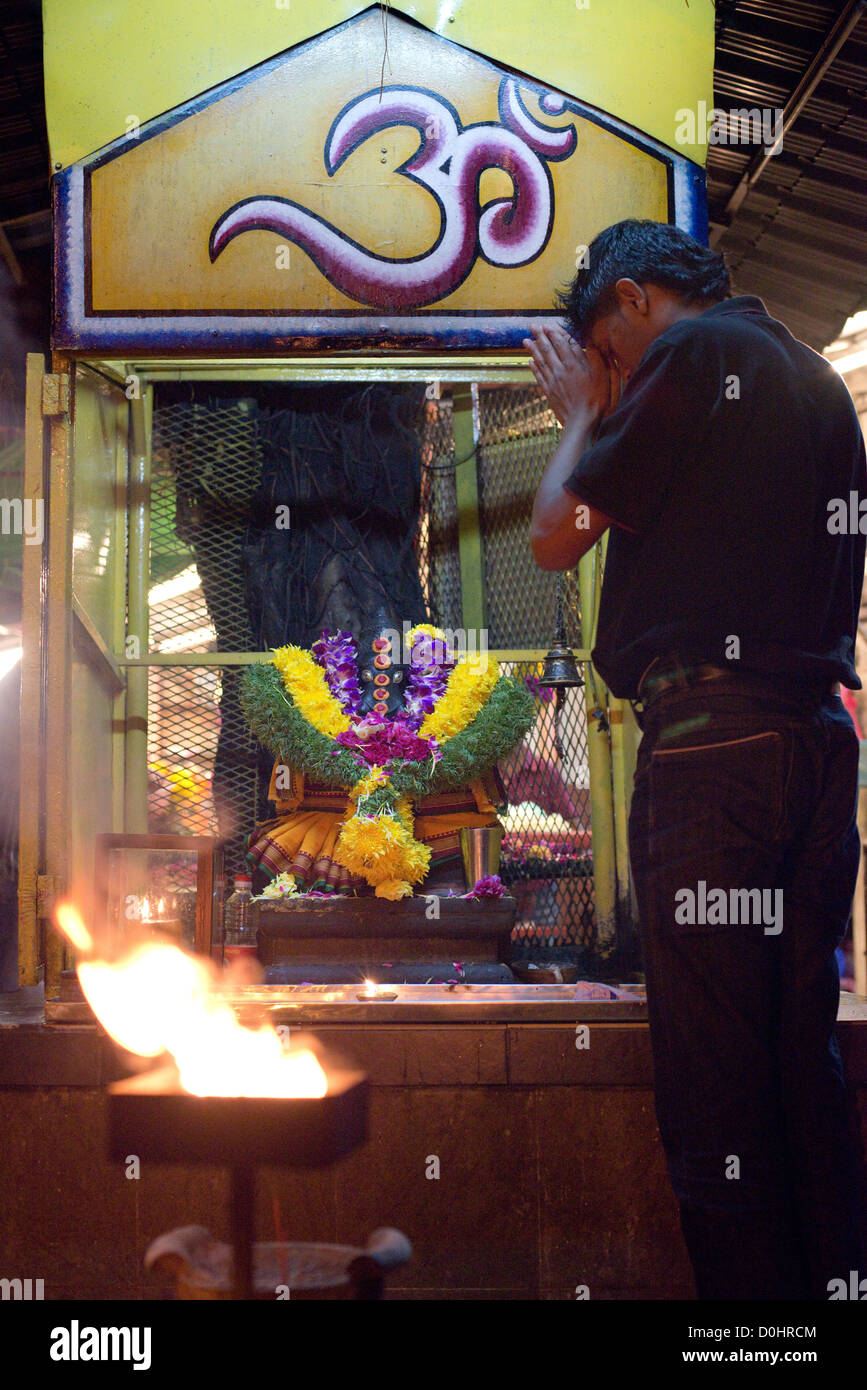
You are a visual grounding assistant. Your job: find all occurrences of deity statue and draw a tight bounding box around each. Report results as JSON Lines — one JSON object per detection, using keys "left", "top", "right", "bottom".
{"left": 241, "top": 615, "right": 536, "bottom": 899}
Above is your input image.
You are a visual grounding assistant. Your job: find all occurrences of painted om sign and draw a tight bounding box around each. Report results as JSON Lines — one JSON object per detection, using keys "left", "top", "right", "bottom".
{"left": 209, "top": 78, "right": 578, "bottom": 309}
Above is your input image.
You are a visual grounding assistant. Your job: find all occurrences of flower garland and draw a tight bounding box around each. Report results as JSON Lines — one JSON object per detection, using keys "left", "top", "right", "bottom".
{"left": 418, "top": 653, "right": 500, "bottom": 743}
{"left": 242, "top": 631, "right": 535, "bottom": 899}
{"left": 256, "top": 871, "right": 300, "bottom": 901}
{"left": 333, "top": 796, "right": 430, "bottom": 901}
{"left": 335, "top": 708, "right": 441, "bottom": 769}
{"left": 311, "top": 630, "right": 363, "bottom": 716}
{"left": 271, "top": 645, "right": 351, "bottom": 738}
{"left": 350, "top": 765, "right": 389, "bottom": 800}
{"left": 404, "top": 624, "right": 453, "bottom": 725}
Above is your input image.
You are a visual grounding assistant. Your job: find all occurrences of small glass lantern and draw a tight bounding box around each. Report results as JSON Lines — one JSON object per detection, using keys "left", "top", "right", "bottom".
{"left": 94, "top": 834, "right": 222, "bottom": 958}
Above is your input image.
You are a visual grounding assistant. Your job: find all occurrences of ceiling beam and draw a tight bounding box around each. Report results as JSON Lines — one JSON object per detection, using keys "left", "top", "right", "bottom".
{"left": 0, "top": 224, "right": 23, "bottom": 285}
{"left": 710, "top": 0, "right": 867, "bottom": 247}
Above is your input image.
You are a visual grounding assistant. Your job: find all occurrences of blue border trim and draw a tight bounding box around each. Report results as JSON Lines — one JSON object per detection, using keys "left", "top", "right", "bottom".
{"left": 53, "top": 8, "right": 708, "bottom": 353}
{"left": 672, "top": 157, "right": 709, "bottom": 247}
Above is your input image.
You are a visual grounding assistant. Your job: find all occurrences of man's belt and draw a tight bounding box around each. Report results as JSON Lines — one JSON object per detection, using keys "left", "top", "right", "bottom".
{"left": 636, "top": 660, "right": 729, "bottom": 704}
{"left": 636, "top": 656, "right": 838, "bottom": 706}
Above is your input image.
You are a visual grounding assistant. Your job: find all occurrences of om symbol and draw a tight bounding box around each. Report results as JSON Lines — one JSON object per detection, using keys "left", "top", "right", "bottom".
{"left": 209, "top": 78, "right": 577, "bottom": 309}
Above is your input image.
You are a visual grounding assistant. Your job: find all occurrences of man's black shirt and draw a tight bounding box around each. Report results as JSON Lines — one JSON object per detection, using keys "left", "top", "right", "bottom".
{"left": 563, "top": 295, "right": 867, "bottom": 699}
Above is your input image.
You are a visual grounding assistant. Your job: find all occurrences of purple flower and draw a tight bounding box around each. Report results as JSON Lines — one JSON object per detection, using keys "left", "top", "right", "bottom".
{"left": 404, "top": 630, "right": 453, "bottom": 724}
{"left": 525, "top": 673, "right": 554, "bottom": 702}
{"left": 464, "top": 874, "right": 505, "bottom": 900}
{"left": 313, "top": 630, "right": 363, "bottom": 715}
{"left": 337, "top": 709, "right": 441, "bottom": 768}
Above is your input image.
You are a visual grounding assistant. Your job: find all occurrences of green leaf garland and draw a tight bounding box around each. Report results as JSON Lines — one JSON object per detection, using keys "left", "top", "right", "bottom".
{"left": 240, "top": 659, "right": 537, "bottom": 806}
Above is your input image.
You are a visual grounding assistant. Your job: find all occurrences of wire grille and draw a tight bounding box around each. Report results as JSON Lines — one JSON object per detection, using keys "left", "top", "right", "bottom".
{"left": 477, "top": 385, "right": 580, "bottom": 649}
{"left": 149, "top": 398, "right": 266, "bottom": 877}
{"left": 146, "top": 383, "right": 598, "bottom": 956}
{"left": 417, "top": 392, "right": 462, "bottom": 630}
{"left": 146, "top": 664, "right": 266, "bottom": 861}
{"left": 498, "top": 661, "right": 595, "bottom": 954}
{"left": 150, "top": 398, "right": 259, "bottom": 655}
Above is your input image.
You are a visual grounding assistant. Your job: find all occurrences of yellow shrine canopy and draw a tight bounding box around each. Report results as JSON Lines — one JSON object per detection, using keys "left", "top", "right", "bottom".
{"left": 42, "top": 1, "right": 713, "bottom": 353}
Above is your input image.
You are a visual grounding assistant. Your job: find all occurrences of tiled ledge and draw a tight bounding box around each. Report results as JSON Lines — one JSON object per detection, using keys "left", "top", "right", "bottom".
{"left": 1, "top": 984, "right": 866, "bottom": 1088}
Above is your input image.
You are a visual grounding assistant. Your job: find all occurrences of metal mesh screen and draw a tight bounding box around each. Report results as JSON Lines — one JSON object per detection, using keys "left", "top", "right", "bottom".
{"left": 476, "top": 384, "right": 581, "bottom": 649}
{"left": 146, "top": 663, "right": 222, "bottom": 832}
{"left": 149, "top": 399, "right": 266, "bottom": 878}
{"left": 498, "top": 661, "right": 595, "bottom": 954}
{"left": 145, "top": 383, "right": 598, "bottom": 955}
{"left": 150, "top": 398, "right": 259, "bottom": 655}
{"left": 417, "top": 391, "right": 462, "bottom": 630}
{"left": 474, "top": 388, "right": 592, "bottom": 952}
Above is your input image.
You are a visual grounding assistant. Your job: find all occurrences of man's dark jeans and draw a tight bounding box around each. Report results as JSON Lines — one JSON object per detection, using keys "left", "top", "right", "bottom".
{"left": 629, "top": 671, "right": 867, "bottom": 1300}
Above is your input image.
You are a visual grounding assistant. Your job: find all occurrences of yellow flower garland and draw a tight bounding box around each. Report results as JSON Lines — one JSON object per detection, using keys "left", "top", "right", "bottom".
{"left": 350, "top": 765, "right": 389, "bottom": 800}
{"left": 407, "top": 622, "right": 444, "bottom": 645}
{"left": 271, "top": 645, "right": 351, "bottom": 738}
{"left": 334, "top": 801, "right": 431, "bottom": 899}
{"left": 419, "top": 654, "right": 500, "bottom": 743}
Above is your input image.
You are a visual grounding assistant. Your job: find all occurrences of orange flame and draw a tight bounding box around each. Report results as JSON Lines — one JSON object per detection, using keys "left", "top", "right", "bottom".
{"left": 56, "top": 902, "right": 94, "bottom": 955}
{"left": 55, "top": 904, "right": 327, "bottom": 1098}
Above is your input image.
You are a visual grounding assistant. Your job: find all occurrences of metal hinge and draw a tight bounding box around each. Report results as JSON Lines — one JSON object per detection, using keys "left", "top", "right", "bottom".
{"left": 42, "top": 373, "right": 70, "bottom": 416}
{"left": 36, "top": 874, "right": 64, "bottom": 915}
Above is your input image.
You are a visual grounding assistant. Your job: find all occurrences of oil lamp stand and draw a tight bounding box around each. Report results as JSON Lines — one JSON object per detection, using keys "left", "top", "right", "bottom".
{"left": 230, "top": 1164, "right": 255, "bottom": 1301}
{"left": 108, "top": 1063, "right": 369, "bottom": 1300}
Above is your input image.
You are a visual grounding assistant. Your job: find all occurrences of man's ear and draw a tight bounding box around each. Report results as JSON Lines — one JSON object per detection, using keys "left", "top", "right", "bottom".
{"left": 613, "top": 278, "right": 649, "bottom": 317}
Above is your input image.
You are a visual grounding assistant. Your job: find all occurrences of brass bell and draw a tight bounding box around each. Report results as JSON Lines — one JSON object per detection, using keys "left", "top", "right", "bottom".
{"left": 539, "top": 643, "right": 583, "bottom": 688}
{"left": 538, "top": 575, "right": 584, "bottom": 690}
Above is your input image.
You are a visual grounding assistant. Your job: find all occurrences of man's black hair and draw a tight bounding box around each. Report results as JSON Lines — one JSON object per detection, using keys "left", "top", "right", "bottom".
{"left": 556, "top": 219, "right": 731, "bottom": 342}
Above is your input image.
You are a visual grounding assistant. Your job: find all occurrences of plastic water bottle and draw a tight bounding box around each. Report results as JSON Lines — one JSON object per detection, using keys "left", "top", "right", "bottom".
{"left": 223, "top": 874, "right": 257, "bottom": 965}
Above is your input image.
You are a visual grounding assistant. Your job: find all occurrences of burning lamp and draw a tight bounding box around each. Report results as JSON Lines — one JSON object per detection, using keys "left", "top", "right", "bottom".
{"left": 538, "top": 575, "right": 583, "bottom": 690}
{"left": 107, "top": 1038, "right": 367, "bottom": 1301}
{"left": 55, "top": 903, "right": 368, "bottom": 1301}
{"left": 356, "top": 978, "right": 398, "bottom": 1002}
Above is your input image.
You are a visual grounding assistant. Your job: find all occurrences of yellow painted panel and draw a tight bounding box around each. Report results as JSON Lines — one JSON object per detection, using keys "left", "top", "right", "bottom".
{"left": 44, "top": 1, "right": 713, "bottom": 170}
{"left": 88, "top": 14, "right": 668, "bottom": 316}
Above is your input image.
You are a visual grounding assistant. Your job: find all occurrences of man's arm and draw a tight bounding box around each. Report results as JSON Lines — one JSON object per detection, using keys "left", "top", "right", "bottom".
{"left": 530, "top": 408, "right": 618, "bottom": 570}
{"left": 525, "top": 324, "right": 620, "bottom": 571}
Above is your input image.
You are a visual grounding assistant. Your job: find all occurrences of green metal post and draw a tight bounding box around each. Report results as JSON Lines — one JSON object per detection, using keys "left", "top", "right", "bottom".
{"left": 578, "top": 539, "right": 617, "bottom": 954}
{"left": 125, "top": 386, "right": 152, "bottom": 834}
{"left": 452, "top": 383, "right": 487, "bottom": 637}
{"left": 608, "top": 694, "right": 640, "bottom": 933}
{"left": 112, "top": 389, "right": 129, "bottom": 832}
{"left": 44, "top": 356, "right": 74, "bottom": 995}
